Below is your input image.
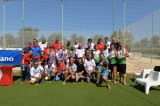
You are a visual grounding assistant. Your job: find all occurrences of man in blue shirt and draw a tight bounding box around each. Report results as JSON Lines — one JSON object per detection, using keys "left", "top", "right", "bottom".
{"left": 21, "top": 42, "right": 32, "bottom": 55}
{"left": 31, "top": 41, "right": 42, "bottom": 61}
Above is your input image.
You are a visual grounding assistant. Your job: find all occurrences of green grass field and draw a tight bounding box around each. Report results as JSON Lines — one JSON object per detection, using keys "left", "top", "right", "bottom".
{"left": 0, "top": 75, "right": 160, "bottom": 106}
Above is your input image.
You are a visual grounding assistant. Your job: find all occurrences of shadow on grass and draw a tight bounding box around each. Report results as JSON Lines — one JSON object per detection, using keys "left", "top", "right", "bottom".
{"left": 13, "top": 76, "right": 21, "bottom": 81}
{"left": 131, "top": 84, "right": 160, "bottom": 94}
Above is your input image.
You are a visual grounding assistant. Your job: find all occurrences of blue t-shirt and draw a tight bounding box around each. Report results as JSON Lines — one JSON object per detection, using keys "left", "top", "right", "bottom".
{"left": 22, "top": 47, "right": 32, "bottom": 54}
{"left": 31, "top": 46, "right": 42, "bottom": 61}
{"left": 97, "top": 59, "right": 109, "bottom": 72}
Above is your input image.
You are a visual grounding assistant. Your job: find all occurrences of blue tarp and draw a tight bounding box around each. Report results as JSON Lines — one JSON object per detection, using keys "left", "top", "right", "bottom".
{"left": 0, "top": 50, "right": 22, "bottom": 66}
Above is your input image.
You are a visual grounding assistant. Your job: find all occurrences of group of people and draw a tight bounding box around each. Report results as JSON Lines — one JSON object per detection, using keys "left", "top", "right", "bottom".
{"left": 21, "top": 37, "right": 129, "bottom": 89}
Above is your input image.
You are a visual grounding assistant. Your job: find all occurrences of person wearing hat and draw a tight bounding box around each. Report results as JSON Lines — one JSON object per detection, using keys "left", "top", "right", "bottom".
{"left": 21, "top": 42, "right": 32, "bottom": 55}
{"left": 85, "top": 38, "right": 95, "bottom": 50}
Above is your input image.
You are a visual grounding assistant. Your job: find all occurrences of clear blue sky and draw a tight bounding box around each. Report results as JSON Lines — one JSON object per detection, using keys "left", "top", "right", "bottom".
{"left": 0, "top": 0, "right": 160, "bottom": 40}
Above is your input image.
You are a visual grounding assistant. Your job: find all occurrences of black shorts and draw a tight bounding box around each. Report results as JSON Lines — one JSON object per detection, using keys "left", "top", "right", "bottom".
{"left": 109, "top": 64, "right": 117, "bottom": 71}
{"left": 117, "top": 64, "right": 126, "bottom": 74}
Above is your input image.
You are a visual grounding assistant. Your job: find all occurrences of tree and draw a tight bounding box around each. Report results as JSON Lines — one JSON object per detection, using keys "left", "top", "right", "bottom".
{"left": 17, "top": 27, "right": 39, "bottom": 48}
{"left": 47, "top": 33, "right": 66, "bottom": 45}
{"left": 92, "top": 34, "right": 105, "bottom": 43}
{"left": 150, "top": 35, "right": 160, "bottom": 48}
{"left": 140, "top": 37, "right": 150, "bottom": 48}
{"left": 77, "top": 35, "right": 86, "bottom": 47}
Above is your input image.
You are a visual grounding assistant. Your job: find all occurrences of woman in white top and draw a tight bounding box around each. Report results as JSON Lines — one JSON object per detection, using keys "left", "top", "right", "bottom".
{"left": 93, "top": 44, "right": 101, "bottom": 65}
{"left": 70, "top": 45, "right": 77, "bottom": 63}
{"left": 63, "top": 44, "right": 70, "bottom": 64}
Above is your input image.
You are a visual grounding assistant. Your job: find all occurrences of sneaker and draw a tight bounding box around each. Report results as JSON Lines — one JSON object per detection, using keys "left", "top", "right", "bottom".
{"left": 41, "top": 79, "right": 45, "bottom": 83}
{"left": 21, "top": 80, "right": 24, "bottom": 84}
{"left": 27, "top": 79, "right": 31, "bottom": 82}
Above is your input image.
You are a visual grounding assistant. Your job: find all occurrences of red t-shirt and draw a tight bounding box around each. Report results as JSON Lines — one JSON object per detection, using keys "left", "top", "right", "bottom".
{"left": 21, "top": 53, "right": 34, "bottom": 65}
{"left": 38, "top": 55, "right": 47, "bottom": 62}
{"left": 52, "top": 42, "right": 63, "bottom": 51}
{"left": 97, "top": 43, "right": 104, "bottom": 51}
{"left": 31, "top": 44, "right": 40, "bottom": 47}
{"left": 44, "top": 48, "right": 50, "bottom": 57}
{"left": 56, "top": 62, "right": 65, "bottom": 74}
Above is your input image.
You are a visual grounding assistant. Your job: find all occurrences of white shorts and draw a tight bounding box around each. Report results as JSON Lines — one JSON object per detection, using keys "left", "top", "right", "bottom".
{"left": 31, "top": 78, "right": 36, "bottom": 82}
{"left": 45, "top": 76, "right": 49, "bottom": 80}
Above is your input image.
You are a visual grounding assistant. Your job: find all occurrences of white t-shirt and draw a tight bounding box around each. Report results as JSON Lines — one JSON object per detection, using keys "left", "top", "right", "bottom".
{"left": 84, "top": 59, "right": 96, "bottom": 71}
{"left": 38, "top": 42, "right": 48, "bottom": 51}
{"left": 85, "top": 43, "right": 95, "bottom": 50}
{"left": 93, "top": 50, "right": 100, "bottom": 58}
{"left": 102, "top": 49, "right": 109, "bottom": 57}
{"left": 76, "top": 49, "right": 85, "bottom": 58}
{"left": 30, "top": 66, "right": 44, "bottom": 77}
{"left": 104, "top": 42, "right": 111, "bottom": 49}
{"left": 45, "top": 64, "right": 55, "bottom": 73}
{"left": 66, "top": 63, "right": 77, "bottom": 72}
{"left": 74, "top": 44, "right": 79, "bottom": 49}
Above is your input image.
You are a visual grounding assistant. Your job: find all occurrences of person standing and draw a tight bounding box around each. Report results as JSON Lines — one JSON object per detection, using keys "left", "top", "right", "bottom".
{"left": 63, "top": 44, "right": 70, "bottom": 64}
{"left": 93, "top": 44, "right": 101, "bottom": 65}
{"left": 74, "top": 39, "right": 79, "bottom": 49}
{"left": 102, "top": 44, "right": 110, "bottom": 59}
{"left": 85, "top": 38, "right": 95, "bottom": 50}
{"left": 52, "top": 37, "right": 63, "bottom": 51}
{"left": 85, "top": 43, "right": 93, "bottom": 60}
{"left": 111, "top": 38, "right": 119, "bottom": 51}
{"left": 70, "top": 45, "right": 77, "bottom": 63}
{"left": 66, "top": 40, "right": 72, "bottom": 51}
{"left": 38, "top": 51, "right": 47, "bottom": 67}
{"left": 103, "top": 37, "right": 111, "bottom": 50}
{"left": 49, "top": 47, "right": 56, "bottom": 64}
{"left": 38, "top": 38, "right": 48, "bottom": 51}
{"left": 21, "top": 49, "right": 34, "bottom": 84}
{"left": 95, "top": 38, "right": 104, "bottom": 51}
{"left": 21, "top": 42, "right": 32, "bottom": 55}
{"left": 108, "top": 44, "right": 118, "bottom": 83}
{"left": 117, "top": 42, "right": 129, "bottom": 86}
{"left": 56, "top": 45, "right": 63, "bottom": 61}
{"left": 76, "top": 43, "right": 85, "bottom": 60}
{"left": 31, "top": 42, "right": 42, "bottom": 61}
{"left": 31, "top": 39, "right": 40, "bottom": 47}
{"left": 44, "top": 43, "right": 51, "bottom": 63}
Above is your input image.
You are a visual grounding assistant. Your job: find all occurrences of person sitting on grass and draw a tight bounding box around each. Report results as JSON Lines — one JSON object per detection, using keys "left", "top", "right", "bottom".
{"left": 63, "top": 58, "right": 77, "bottom": 84}
{"left": 98, "top": 61, "right": 111, "bottom": 90}
{"left": 84, "top": 53, "right": 96, "bottom": 83}
{"left": 53, "top": 58, "right": 66, "bottom": 81}
{"left": 76, "top": 57, "right": 85, "bottom": 82}
{"left": 44, "top": 60, "right": 55, "bottom": 82}
{"left": 30, "top": 61, "right": 44, "bottom": 85}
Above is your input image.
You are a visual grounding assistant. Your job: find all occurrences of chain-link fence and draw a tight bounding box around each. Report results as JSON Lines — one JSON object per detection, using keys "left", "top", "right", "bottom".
{"left": 0, "top": 0, "right": 160, "bottom": 67}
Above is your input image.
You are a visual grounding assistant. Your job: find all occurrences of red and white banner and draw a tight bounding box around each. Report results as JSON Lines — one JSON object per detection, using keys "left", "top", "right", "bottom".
{"left": 0, "top": 66, "right": 13, "bottom": 86}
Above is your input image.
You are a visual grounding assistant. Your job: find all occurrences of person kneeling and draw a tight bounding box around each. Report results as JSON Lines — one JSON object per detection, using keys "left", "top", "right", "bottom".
{"left": 98, "top": 61, "right": 111, "bottom": 90}
{"left": 44, "top": 60, "right": 56, "bottom": 82}
{"left": 63, "top": 58, "right": 77, "bottom": 84}
{"left": 30, "top": 61, "right": 44, "bottom": 85}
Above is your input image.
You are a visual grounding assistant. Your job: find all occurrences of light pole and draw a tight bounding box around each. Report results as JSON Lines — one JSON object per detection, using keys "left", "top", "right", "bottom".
{"left": 61, "top": 0, "right": 66, "bottom": 45}
{"left": 113, "top": 0, "right": 115, "bottom": 38}
{"left": 123, "top": 0, "right": 126, "bottom": 47}
{"left": 23, "top": 0, "right": 25, "bottom": 47}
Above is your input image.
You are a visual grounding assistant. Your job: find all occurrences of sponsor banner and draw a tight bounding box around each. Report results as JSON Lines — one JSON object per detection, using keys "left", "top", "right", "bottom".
{"left": 0, "top": 50, "right": 22, "bottom": 66}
